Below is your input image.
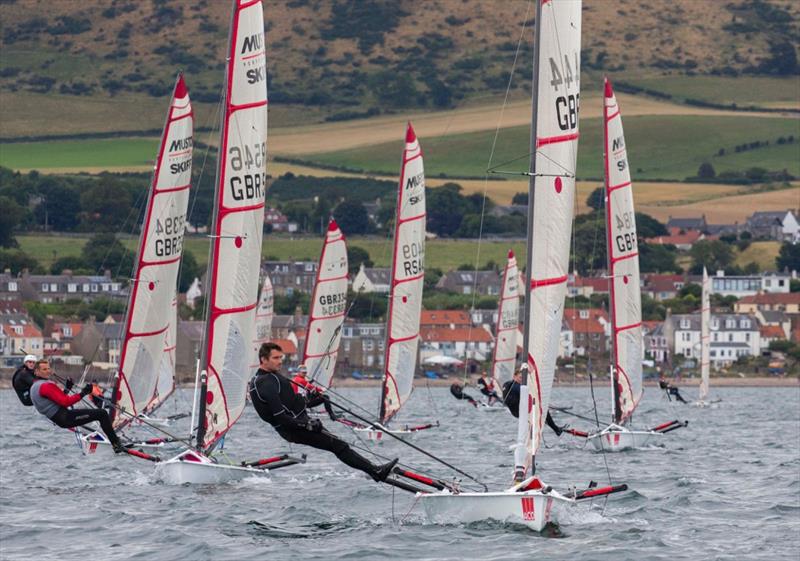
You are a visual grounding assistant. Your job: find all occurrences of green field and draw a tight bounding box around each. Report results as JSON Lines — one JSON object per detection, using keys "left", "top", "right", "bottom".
{"left": 619, "top": 75, "right": 800, "bottom": 108}
{"left": 302, "top": 114, "right": 800, "bottom": 180}
{"left": 0, "top": 137, "right": 160, "bottom": 170}
{"left": 16, "top": 234, "right": 528, "bottom": 273}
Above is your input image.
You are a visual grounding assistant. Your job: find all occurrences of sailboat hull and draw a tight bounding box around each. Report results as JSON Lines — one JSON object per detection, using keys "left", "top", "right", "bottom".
{"left": 156, "top": 450, "right": 272, "bottom": 485}
{"left": 586, "top": 426, "right": 662, "bottom": 451}
{"left": 419, "top": 489, "right": 573, "bottom": 532}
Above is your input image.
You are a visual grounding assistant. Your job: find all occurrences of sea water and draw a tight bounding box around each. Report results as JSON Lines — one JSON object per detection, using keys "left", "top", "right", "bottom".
{"left": 1, "top": 385, "right": 798, "bottom": 560}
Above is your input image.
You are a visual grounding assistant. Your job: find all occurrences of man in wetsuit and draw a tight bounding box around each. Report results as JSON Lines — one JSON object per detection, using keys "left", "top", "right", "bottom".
{"left": 502, "top": 368, "right": 564, "bottom": 435}
{"left": 476, "top": 371, "right": 500, "bottom": 405}
{"left": 29, "top": 359, "right": 125, "bottom": 453}
{"left": 659, "top": 377, "right": 687, "bottom": 404}
{"left": 449, "top": 383, "right": 478, "bottom": 407}
{"left": 12, "top": 354, "right": 37, "bottom": 406}
{"left": 291, "top": 364, "right": 339, "bottom": 421}
{"left": 249, "top": 342, "right": 398, "bottom": 482}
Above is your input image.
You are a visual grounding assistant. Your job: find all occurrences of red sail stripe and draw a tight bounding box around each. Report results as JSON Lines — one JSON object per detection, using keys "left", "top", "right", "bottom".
{"left": 530, "top": 275, "right": 568, "bottom": 289}
{"left": 536, "top": 132, "right": 579, "bottom": 148}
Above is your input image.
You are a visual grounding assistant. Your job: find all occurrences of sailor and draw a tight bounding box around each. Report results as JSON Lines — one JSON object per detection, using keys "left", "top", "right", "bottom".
{"left": 12, "top": 354, "right": 38, "bottom": 406}
{"left": 659, "top": 376, "right": 687, "bottom": 404}
{"left": 250, "top": 342, "right": 398, "bottom": 482}
{"left": 29, "top": 359, "right": 125, "bottom": 453}
{"left": 502, "top": 367, "right": 564, "bottom": 435}
{"left": 290, "top": 364, "right": 339, "bottom": 421}
{"left": 449, "top": 383, "right": 478, "bottom": 407}
{"left": 476, "top": 371, "right": 500, "bottom": 404}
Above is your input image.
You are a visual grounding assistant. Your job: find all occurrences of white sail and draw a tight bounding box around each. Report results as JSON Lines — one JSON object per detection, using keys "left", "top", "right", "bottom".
{"left": 380, "top": 123, "right": 425, "bottom": 425}
{"left": 518, "top": 0, "right": 582, "bottom": 472}
{"left": 197, "top": 0, "right": 267, "bottom": 450}
{"left": 147, "top": 296, "right": 178, "bottom": 417}
{"left": 112, "top": 75, "right": 192, "bottom": 429}
{"left": 491, "top": 250, "right": 519, "bottom": 389}
{"left": 303, "top": 219, "right": 348, "bottom": 389}
{"left": 699, "top": 267, "right": 711, "bottom": 400}
{"left": 251, "top": 274, "right": 274, "bottom": 368}
{"left": 604, "top": 78, "right": 643, "bottom": 425}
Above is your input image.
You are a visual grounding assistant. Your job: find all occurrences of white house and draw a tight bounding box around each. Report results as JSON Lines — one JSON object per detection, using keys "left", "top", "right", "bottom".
{"left": 669, "top": 313, "right": 760, "bottom": 367}
{"left": 350, "top": 264, "right": 391, "bottom": 294}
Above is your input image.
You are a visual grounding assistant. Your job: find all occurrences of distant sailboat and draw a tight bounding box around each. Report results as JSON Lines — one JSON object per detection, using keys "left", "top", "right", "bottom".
{"left": 692, "top": 267, "right": 719, "bottom": 407}
{"left": 157, "top": 0, "right": 303, "bottom": 483}
{"left": 303, "top": 219, "right": 348, "bottom": 389}
{"left": 251, "top": 274, "right": 274, "bottom": 369}
{"left": 419, "top": 0, "right": 626, "bottom": 531}
{"left": 568, "top": 77, "right": 687, "bottom": 451}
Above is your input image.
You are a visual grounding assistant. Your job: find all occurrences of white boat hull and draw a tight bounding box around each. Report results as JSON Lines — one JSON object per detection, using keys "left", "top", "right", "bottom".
{"left": 419, "top": 488, "right": 573, "bottom": 532}
{"left": 586, "top": 426, "right": 662, "bottom": 451}
{"left": 156, "top": 449, "right": 272, "bottom": 485}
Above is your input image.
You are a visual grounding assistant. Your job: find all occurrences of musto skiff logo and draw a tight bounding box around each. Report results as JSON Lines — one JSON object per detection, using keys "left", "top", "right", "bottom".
{"left": 405, "top": 171, "right": 424, "bottom": 205}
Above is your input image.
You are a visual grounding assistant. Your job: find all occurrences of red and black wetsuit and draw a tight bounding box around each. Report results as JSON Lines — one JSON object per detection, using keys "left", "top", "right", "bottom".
{"left": 30, "top": 380, "right": 122, "bottom": 447}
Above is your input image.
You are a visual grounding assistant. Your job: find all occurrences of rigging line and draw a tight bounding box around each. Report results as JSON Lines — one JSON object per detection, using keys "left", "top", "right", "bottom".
{"left": 587, "top": 370, "right": 614, "bottom": 486}
{"left": 459, "top": 0, "right": 534, "bottom": 387}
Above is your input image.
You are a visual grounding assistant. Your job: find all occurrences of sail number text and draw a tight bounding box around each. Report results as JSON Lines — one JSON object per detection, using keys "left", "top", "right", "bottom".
{"left": 549, "top": 54, "right": 580, "bottom": 131}
{"left": 229, "top": 142, "right": 267, "bottom": 201}
{"left": 401, "top": 241, "right": 424, "bottom": 276}
{"left": 154, "top": 215, "right": 185, "bottom": 257}
{"left": 614, "top": 211, "right": 637, "bottom": 253}
{"left": 319, "top": 291, "right": 347, "bottom": 316}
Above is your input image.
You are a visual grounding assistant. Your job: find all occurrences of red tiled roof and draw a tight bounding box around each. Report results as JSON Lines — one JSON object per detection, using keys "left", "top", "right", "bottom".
{"left": 759, "top": 325, "right": 786, "bottom": 339}
{"left": 421, "top": 310, "right": 471, "bottom": 326}
{"left": 420, "top": 326, "right": 492, "bottom": 343}
{"left": 2, "top": 323, "right": 43, "bottom": 338}
{"left": 272, "top": 338, "right": 298, "bottom": 354}
{"left": 571, "top": 277, "right": 609, "bottom": 291}
{"left": 563, "top": 308, "right": 607, "bottom": 334}
{"left": 739, "top": 293, "right": 800, "bottom": 305}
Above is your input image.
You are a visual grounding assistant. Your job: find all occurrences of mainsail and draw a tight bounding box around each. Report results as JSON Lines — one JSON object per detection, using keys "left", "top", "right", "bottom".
{"left": 518, "top": 0, "right": 582, "bottom": 474}
{"left": 491, "top": 250, "right": 519, "bottom": 389}
{"left": 195, "top": 0, "right": 268, "bottom": 450}
{"left": 148, "top": 296, "right": 178, "bottom": 417}
{"left": 380, "top": 123, "right": 425, "bottom": 425}
{"left": 112, "top": 75, "right": 193, "bottom": 429}
{"left": 303, "top": 219, "right": 348, "bottom": 389}
{"left": 604, "top": 78, "right": 643, "bottom": 425}
{"left": 251, "top": 274, "right": 274, "bottom": 368}
{"left": 699, "top": 267, "right": 711, "bottom": 400}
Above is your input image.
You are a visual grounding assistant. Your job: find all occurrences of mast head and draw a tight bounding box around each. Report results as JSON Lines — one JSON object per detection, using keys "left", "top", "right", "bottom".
{"left": 507, "top": 249, "right": 515, "bottom": 259}
{"left": 174, "top": 73, "right": 188, "bottom": 99}
{"left": 604, "top": 76, "right": 613, "bottom": 99}
{"left": 328, "top": 218, "right": 339, "bottom": 232}
{"left": 405, "top": 122, "right": 417, "bottom": 143}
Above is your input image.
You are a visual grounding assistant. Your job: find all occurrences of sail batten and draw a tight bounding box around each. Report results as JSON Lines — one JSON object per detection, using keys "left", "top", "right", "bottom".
{"left": 196, "top": 0, "right": 268, "bottom": 451}
{"left": 112, "top": 74, "right": 193, "bottom": 429}
{"left": 604, "top": 77, "right": 643, "bottom": 425}
{"left": 518, "top": 0, "right": 582, "bottom": 474}
{"left": 303, "top": 219, "right": 348, "bottom": 389}
{"left": 380, "top": 123, "right": 425, "bottom": 425}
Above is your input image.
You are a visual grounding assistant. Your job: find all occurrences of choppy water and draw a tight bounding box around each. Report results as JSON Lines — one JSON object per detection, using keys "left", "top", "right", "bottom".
{"left": 1, "top": 384, "right": 799, "bottom": 560}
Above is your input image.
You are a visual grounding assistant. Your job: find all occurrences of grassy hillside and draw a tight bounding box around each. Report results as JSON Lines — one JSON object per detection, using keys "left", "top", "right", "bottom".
{"left": 297, "top": 114, "right": 800, "bottom": 180}
{"left": 1, "top": 0, "right": 797, "bottom": 138}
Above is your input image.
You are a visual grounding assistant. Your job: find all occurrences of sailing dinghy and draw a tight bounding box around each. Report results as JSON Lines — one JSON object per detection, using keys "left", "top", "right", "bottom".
{"left": 692, "top": 267, "right": 719, "bottom": 407}
{"left": 302, "top": 219, "right": 348, "bottom": 391}
{"left": 418, "top": 0, "right": 625, "bottom": 531}
{"left": 157, "top": 0, "right": 303, "bottom": 484}
{"left": 346, "top": 124, "right": 437, "bottom": 442}
{"left": 251, "top": 274, "right": 274, "bottom": 370}
{"left": 78, "top": 74, "right": 193, "bottom": 456}
{"left": 567, "top": 78, "right": 687, "bottom": 451}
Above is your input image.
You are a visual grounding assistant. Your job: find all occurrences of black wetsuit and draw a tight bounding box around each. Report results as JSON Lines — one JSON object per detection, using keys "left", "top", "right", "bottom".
{"left": 659, "top": 380, "right": 687, "bottom": 403}
{"left": 12, "top": 365, "right": 35, "bottom": 406}
{"left": 502, "top": 380, "right": 562, "bottom": 435}
{"left": 476, "top": 377, "right": 500, "bottom": 402}
{"left": 249, "top": 369, "right": 390, "bottom": 480}
{"left": 449, "top": 383, "right": 478, "bottom": 406}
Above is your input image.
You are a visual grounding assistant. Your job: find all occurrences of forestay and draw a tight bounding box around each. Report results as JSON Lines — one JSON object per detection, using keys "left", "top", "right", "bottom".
{"left": 519, "top": 0, "right": 582, "bottom": 472}
{"left": 197, "top": 0, "right": 268, "bottom": 451}
{"left": 491, "top": 250, "right": 519, "bottom": 389}
{"left": 604, "top": 78, "right": 643, "bottom": 425}
{"left": 699, "top": 267, "right": 710, "bottom": 401}
{"left": 380, "top": 124, "right": 426, "bottom": 425}
{"left": 251, "top": 274, "right": 274, "bottom": 369}
{"left": 304, "top": 220, "right": 348, "bottom": 388}
{"left": 112, "top": 75, "right": 192, "bottom": 429}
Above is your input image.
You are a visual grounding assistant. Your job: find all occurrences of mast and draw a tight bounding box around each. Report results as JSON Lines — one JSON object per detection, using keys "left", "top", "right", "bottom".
{"left": 303, "top": 219, "right": 348, "bottom": 388}
{"left": 379, "top": 123, "right": 426, "bottom": 425}
{"left": 603, "top": 77, "right": 643, "bottom": 425}
{"left": 699, "top": 267, "right": 710, "bottom": 400}
{"left": 112, "top": 74, "right": 193, "bottom": 429}
{"left": 517, "top": 0, "right": 582, "bottom": 477}
{"left": 196, "top": 0, "right": 268, "bottom": 450}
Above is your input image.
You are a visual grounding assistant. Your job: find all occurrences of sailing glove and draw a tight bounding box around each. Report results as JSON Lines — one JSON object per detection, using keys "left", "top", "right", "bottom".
{"left": 64, "top": 378, "right": 74, "bottom": 391}
{"left": 80, "top": 384, "right": 94, "bottom": 397}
